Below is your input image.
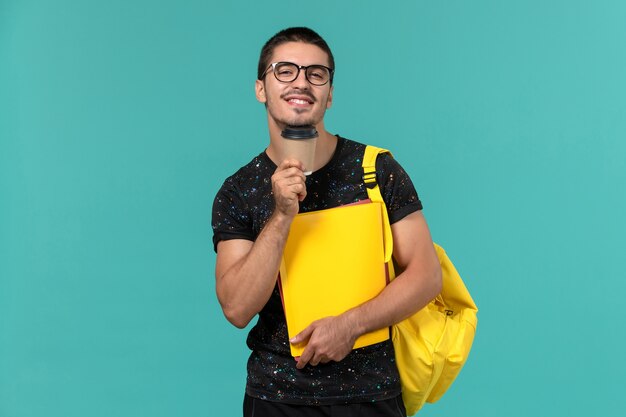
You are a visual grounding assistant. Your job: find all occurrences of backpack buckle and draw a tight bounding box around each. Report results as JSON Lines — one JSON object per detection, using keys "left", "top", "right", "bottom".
{"left": 363, "top": 169, "right": 377, "bottom": 189}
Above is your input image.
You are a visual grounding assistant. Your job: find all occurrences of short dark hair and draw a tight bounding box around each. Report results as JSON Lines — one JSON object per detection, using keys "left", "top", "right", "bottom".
{"left": 257, "top": 27, "right": 335, "bottom": 83}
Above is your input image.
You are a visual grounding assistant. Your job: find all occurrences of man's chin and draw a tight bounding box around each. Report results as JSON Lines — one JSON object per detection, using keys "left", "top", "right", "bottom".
{"left": 288, "top": 120, "right": 316, "bottom": 127}
{"left": 269, "top": 108, "right": 324, "bottom": 129}
{"left": 277, "top": 116, "right": 317, "bottom": 127}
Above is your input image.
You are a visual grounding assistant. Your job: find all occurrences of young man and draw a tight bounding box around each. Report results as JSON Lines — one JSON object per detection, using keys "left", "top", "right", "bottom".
{"left": 212, "top": 27, "right": 442, "bottom": 416}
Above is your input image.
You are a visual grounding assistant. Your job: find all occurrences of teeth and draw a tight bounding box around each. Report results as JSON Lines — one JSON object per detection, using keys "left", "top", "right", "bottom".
{"left": 289, "top": 99, "right": 309, "bottom": 105}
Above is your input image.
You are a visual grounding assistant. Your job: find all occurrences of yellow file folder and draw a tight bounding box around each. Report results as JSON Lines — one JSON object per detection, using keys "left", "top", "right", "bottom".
{"left": 279, "top": 201, "right": 390, "bottom": 357}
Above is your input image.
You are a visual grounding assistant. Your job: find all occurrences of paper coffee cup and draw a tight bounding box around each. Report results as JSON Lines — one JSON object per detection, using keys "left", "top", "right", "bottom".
{"left": 280, "top": 126, "right": 318, "bottom": 175}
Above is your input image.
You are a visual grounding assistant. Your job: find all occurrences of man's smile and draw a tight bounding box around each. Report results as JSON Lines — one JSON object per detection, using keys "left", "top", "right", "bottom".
{"left": 288, "top": 98, "right": 312, "bottom": 105}
{"left": 282, "top": 92, "right": 316, "bottom": 108}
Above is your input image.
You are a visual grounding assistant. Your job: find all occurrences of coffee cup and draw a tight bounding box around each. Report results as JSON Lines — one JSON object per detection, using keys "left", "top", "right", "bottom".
{"left": 280, "top": 125, "right": 318, "bottom": 175}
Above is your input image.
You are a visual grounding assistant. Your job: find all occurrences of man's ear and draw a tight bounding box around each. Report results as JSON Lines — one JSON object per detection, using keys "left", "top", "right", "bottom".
{"left": 255, "top": 79, "right": 267, "bottom": 103}
{"left": 326, "top": 85, "right": 334, "bottom": 109}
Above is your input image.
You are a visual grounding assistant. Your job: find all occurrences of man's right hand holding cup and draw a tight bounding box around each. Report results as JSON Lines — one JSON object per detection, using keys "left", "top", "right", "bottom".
{"left": 271, "top": 159, "right": 307, "bottom": 218}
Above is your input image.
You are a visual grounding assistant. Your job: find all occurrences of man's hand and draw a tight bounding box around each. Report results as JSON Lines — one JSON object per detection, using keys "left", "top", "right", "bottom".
{"left": 290, "top": 314, "right": 359, "bottom": 369}
{"left": 272, "top": 159, "right": 307, "bottom": 218}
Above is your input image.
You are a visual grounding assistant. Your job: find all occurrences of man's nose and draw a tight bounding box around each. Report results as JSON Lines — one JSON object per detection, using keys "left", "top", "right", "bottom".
{"left": 291, "top": 68, "right": 310, "bottom": 88}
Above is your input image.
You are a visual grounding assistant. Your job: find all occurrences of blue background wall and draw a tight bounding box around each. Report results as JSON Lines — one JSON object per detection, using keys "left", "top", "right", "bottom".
{"left": 1, "top": 1, "right": 625, "bottom": 416}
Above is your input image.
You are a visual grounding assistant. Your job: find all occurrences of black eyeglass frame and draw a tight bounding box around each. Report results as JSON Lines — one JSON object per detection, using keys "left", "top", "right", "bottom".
{"left": 262, "top": 62, "right": 335, "bottom": 86}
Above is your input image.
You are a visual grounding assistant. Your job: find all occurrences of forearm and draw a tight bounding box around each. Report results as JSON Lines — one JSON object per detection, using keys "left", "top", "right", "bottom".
{"left": 344, "top": 263, "right": 442, "bottom": 338}
{"left": 291, "top": 259, "right": 441, "bottom": 369}
{"left": 345, "top": 211, "right": 442, "bottom": 339}
{"left": 216, "top": 160, "right": 307, "bottom": 328}
{"left": 216, "top": 210, "right": 293, "bottom": 328}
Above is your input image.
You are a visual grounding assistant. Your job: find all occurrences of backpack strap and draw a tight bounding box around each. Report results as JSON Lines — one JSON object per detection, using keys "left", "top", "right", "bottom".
{"left": 362, "top": 145, "right": 394, "bottom": 263}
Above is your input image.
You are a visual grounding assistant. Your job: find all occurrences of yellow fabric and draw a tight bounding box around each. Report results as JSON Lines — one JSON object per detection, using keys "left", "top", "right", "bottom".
{"left": 279, "top": 201, "right": 391, "bottom": 357}
{"left": 363, "top": 146, "right": 478, "bottom": 416}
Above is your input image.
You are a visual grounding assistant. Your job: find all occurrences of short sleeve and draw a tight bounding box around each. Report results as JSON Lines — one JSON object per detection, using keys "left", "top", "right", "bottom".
{"left": 375, "top": 153, "right": 423, "bottom": 224}
{"left": 211, "top": 177, "right": 255, "bottom": 252}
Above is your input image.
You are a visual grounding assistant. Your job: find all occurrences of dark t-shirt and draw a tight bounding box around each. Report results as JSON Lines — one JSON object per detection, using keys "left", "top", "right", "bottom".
{"left": 212, "top": 136, "right": 422, "bottom": 405}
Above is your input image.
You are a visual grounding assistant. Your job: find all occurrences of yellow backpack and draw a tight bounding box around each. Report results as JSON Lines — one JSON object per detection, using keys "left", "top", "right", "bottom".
{"left": 362, "top": 145, "right": 478, "bottom": 416}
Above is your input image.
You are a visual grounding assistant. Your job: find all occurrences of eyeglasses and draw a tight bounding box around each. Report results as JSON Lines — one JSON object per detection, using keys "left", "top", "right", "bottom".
{"left": 262, "top": 62, "right": 334, "bottom": 86}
